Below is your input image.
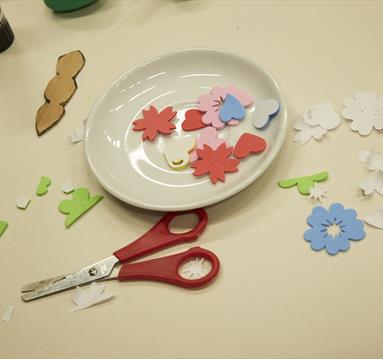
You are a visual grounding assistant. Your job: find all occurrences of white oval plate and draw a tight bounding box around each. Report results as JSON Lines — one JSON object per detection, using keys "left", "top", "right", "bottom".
{"left": 84, "top": 49, "right": 287, "bottom": 211}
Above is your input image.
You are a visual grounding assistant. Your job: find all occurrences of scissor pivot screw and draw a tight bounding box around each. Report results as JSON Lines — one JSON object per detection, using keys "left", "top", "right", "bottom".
{"left": 88, "top": 268, "right": 97, "bottom": 276}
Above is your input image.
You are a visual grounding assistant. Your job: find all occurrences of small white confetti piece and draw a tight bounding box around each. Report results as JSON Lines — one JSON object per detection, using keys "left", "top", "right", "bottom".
{"left": 16, "top": 196, "right": 31, "bottom": 209}
{"left": 308, "top": 184, "right": 328, "bottom": 202}
{"left": 2, "top": 305, "right": 15, "bottom": 322}
{"left": 62, "top": 181, "right": 74, "bottom": 194}
{"left": 69, "top": 124, "right": 84, "bottom": 144}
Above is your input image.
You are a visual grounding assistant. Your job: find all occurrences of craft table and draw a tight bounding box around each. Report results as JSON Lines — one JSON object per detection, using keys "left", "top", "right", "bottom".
{"left": 1, "top": 1, "right": 383, "bottom": 358}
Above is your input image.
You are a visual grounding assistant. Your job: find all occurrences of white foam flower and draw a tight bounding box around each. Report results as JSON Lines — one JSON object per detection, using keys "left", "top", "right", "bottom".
{"left": 342, "top": 91, "right": 383, "bottom": 136}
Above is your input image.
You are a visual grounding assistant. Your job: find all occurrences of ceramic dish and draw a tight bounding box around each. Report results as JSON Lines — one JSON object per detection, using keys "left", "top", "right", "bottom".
{"left": 84, "top": 49, "right": 288, "bottom": 211}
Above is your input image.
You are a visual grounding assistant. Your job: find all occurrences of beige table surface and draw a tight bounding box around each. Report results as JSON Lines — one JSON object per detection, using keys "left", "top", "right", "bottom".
{"left": 1, "top": 1, "right": 383, "bottom": 358}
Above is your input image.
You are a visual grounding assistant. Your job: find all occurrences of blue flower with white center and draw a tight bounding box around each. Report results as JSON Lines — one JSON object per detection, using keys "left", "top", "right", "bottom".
{"left": 304, "top": 203, "right": 366, "bottom": 255}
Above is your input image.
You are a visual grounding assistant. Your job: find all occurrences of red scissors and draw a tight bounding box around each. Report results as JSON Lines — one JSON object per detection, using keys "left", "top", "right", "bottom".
{"left": 21, "top": 208, "right": 219, "bottom": 301}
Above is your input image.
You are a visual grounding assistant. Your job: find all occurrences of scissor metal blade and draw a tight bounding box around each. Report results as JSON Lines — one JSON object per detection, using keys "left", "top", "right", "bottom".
{"left": 21, "top": 275, "right": 67, "bottom": 293}
{"left": 21, "top": 256, "right": 119, "bottom": 302}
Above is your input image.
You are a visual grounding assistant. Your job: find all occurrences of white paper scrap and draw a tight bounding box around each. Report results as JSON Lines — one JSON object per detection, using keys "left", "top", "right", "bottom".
{"left": 69, "top": 124, "right": 84, "bottom": 144}
{"left": 2, "top": 305, "right": 15, "bottom": 322}
{"left": 71, "top": 282, "right": 114, "bottom": 312}
{"left": 16, "top": 196, "right": 31, "bottom": 209}
{"left": 62, "top": 181, "right": 74, "bottom": 194}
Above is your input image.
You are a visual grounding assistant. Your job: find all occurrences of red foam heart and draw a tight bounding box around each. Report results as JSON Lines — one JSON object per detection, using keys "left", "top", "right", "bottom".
{"left": 182, "top": 109, "right": 207, "bottom": 131}
{"left": 233, "top": 133, "right": 267, "bottom": 159}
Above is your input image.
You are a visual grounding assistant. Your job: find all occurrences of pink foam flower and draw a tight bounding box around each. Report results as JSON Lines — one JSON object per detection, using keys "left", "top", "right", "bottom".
{"left": 197, "top": 86, "right": 253, "bottom": 129}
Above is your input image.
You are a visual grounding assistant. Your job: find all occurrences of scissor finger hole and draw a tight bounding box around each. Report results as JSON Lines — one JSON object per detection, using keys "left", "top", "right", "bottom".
{"left": 169, "top": 213, "right": 199, "bottom": 234}
{"left": 178, "top": 257, "right": 212, "bottom": 280}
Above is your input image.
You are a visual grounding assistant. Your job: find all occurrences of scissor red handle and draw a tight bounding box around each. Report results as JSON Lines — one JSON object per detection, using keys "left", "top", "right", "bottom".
{"left": 117, "top": 247, "right": 220, "bottom": 288}
{"left": 113, "top": 208, "right": 208, "bottom": 263}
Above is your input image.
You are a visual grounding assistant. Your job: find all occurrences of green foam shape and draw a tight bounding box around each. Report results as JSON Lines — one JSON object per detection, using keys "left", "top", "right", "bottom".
{"left": 44, "top": 0, "right": 98, "bottom": 13}
{"left": 0, "top": 221, "right": 8, "bottom": 237}
{"left": 36, "top": 176, "right": 52, "bottom": 196}
{"left": 58, "top": 187, "right": 103, "bottom": 228}
{"left": 278, "top": 171, "right": 329, "bottom": 195}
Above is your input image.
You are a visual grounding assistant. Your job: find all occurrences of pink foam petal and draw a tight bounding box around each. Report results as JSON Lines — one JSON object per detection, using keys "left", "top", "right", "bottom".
{"left": 202, "top": 110, "right": 222, "bottom": 127}
{"left": 226, "top": 86, "right": 254, "bottom": 107}
{"left": 211, "top": 114, "right": 225, "bottom": 129}
{"left": 198, "top": 94, "right": 216, "bottom": 112}
{"left": 211, "top": 86, "right": 228, "bottom": 101}
{"left": 227, "top": 119, "right": 240, "bottom": 126}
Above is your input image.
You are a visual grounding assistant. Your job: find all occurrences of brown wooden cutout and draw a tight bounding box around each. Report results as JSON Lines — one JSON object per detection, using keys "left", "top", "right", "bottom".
{"left": 35, "top": 50, "right": 85, "bottom": 136}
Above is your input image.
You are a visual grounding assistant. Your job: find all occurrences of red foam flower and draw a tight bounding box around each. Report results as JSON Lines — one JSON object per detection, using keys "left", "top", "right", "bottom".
{"left": 191, "top": 143, "right": 240, "bottom": 184}
{"left": 133, "top": 106, "right": 176, "bottom": 141}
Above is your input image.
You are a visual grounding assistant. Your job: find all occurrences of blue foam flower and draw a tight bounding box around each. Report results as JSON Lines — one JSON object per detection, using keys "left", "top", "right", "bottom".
{"left": 304, "top": 203, "right": 366, "bottom": 255}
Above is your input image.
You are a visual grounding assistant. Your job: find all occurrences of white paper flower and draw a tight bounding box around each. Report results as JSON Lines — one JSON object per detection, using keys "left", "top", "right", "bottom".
{"left": 304, "top": 102, "right": 341, "bottom": 130}
{"left": 364, "top": 208, "right": 383, "bottom": 229}
{"left": 359, "top": 149, "right": 383, "bottom": 196}
{"left": 359, "top": 150, "right": 383, "bottom": 171}
{"left": 360, "top": 171, "right": 383, "bottom": 196}
{"left": 342, "top": 91, "right": 383, "bottom": 135}
{"left": 293, "top": 102, "right": 340, "bottom": 145}
{"left": 308, "top": 184, "right": 328, "bottom": 202}
{"left": 293, "top": 117, "right": 327, "bottom": 145}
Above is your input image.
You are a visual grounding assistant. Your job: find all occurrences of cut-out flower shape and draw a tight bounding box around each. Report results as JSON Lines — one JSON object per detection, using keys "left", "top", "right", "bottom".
{"left": 198, "top": 86, "right": 253, "bottom": 129}
{"left": 360, "top": 171, "right": 383, "bottom": 196}
{"left": 191, "top": 143, "right": 239, "bottom": 184}
{"left": 293, "top": 102, "right": 341, "bottom": 145}
{"left": 133, "top": 106, "right": 176, "bottom": 141}
{"left": 364, "top": 208, "right": 383, "bottom": 229}
{"left": 304, "top": 203, "right": 365, "bottom": 255}
{"left": 358, "top": 150, "right": 383, "bottom": 196}
{"left": 342, "top": 91, "right": 383, "bottom": 135}
{"left": 359, "top": 149, "right": 383, "bottom": 171}
{"left": 308, "top": 183, "right": 328, "bottom": 202}
{"left": 59, "top": 187, "right": 103, "bottom": 228}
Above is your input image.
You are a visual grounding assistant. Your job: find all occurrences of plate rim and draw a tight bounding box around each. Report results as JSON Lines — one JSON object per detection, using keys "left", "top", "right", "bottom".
{"left": 84, "top": 47, "right": 288, "bottom": 212}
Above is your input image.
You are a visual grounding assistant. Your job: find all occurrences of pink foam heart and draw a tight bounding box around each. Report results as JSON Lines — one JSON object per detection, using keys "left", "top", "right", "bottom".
{"left": 233, "top": 133, "right": 267, "bottom": 159}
